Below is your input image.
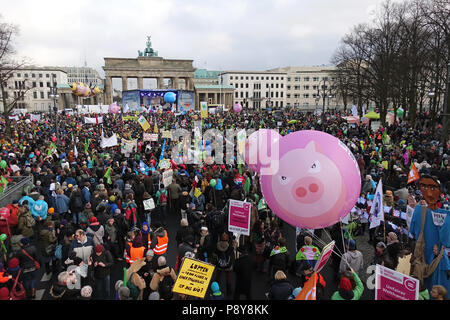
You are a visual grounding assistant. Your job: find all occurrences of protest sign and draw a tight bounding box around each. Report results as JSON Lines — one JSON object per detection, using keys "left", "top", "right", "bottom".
{"left": 162, "top": 169, "right": 173, "bottom": 187}
{"left": 172, "top": 258, "right": 215, "bottom": 299}
{"left": 314, "top": 241, "right": 335, "bottom": 273}
{"left": 138, "top": 115, "right": 150, "bottom": 131}
{"left": 375, "top": 264, "right": 419, "bottom": 300}
{"left": 228, "top": 199, "right": 252, "bottom": 236}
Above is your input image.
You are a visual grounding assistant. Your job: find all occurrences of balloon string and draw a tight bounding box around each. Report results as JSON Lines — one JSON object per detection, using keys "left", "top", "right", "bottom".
{"left": 308, "top": 229, "right": 344, "bottom": 259}
{"left": 322, "top": 227, "right": 345, "bottom": 258}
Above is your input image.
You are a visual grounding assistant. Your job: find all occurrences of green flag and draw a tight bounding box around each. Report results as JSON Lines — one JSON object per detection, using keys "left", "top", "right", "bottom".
{"left": 48, "top": 142, "right": 57, "bottom": 156}
{"left": 104, "top": 166, "right": 112, "bottom": 185}
{"left": 0, "top": 176, "right": 8, "bottom": 195}
{"left": 243, "top": 177, "right": 251, "bottom": 194}
{"left": 84, "top": 138, "right": 89, "bottom": 153}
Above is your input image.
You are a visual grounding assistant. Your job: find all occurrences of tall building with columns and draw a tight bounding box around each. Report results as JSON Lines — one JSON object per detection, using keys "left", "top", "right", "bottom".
{"left": 102, "top": 39, "right": 195, "bottom": 105}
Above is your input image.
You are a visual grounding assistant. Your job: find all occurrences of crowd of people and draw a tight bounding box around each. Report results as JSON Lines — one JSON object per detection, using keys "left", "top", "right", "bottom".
{"left": 0, "top": 106, "right": 448, "bottom": 300}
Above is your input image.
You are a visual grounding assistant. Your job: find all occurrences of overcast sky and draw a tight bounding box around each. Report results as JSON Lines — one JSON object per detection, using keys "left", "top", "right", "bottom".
{"left": 3, "top": 0, "right": 389, "bottom": 77}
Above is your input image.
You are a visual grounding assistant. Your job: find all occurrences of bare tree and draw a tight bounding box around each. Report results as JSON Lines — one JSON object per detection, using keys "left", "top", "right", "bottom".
{"left": 0, "top": 16, "right": 32, "bottom": 137}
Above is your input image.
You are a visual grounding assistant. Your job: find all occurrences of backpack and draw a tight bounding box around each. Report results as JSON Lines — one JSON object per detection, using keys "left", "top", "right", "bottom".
{"left": 73, "top": 196, "right": 83, "bottom": 210}
{"left": 159, "top": 271, "right": 174, "bottom": 300}
{"left": 24, "top": 213, "right": 36, "bottom": 228}
{"left": 126, "top": 273, "right": 140, "bottom": 300}
{"left": 211, "top": 211, "right": 225, "bottom": 232}
{"left": 159, "top": 191, "right": 167, "bottom": 206}
{"left": 217, "top": 251, "right": 231, "bottom": 269}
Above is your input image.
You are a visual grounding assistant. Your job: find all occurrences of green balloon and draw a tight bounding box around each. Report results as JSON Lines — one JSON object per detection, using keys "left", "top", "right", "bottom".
{"left": 210, "top": 179, "right": 217, "bottom": 188}
{"left": 0, "top": 234, "right": 6, "bottom": 241}
{"left": 0, "top": 160, "right": 6, "bottom": 169}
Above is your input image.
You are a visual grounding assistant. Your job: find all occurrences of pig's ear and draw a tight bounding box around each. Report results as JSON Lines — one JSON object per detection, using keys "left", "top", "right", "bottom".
{"left": 304, "top": 140, "right": 325, "bottom": 154}
{"left": 258, "top": 130, "right": 281, "bottom": 175}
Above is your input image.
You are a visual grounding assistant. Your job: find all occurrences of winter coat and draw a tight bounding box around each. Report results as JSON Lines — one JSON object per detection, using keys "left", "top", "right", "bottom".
{"left": 92, "top": 249, "right": 114, "bottom": 279}
{"left": 339, "top": 250, "right": 364, "bottom": 275}
{"left": 234, "top": 253, "right": 254, "bottom": 294}
{"left": 55, "top": 194, "right": 70, "bottom": 214}
{"left": 39, "top": 227, "right": 57, "bottom": 257}
{"left": 86, "top": 222, "right": 105, "bottom": 246}
{"left": 30, "top": 199, "right": 48, "bottom": 220}
{"left": 17, "top": 211, "right": 34, "bottom": 238}
{"left": 268, "top": 279, "right": 294, "bottom": 300}
{"left": 17, "top": 244, "right": 40, "bottom": 273}
{"left": 269, "top": 246, "right": 290, "bottom": 274}
{"left": 69, "top": 236, "right": 94, "bottom": 264}
{"left": 6, "top": 204, "right": 19, "bottom": 227}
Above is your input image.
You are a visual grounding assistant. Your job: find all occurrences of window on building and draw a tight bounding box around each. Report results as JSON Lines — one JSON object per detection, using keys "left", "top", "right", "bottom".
{"left": 240, "top": 83, "right": 243, "bottom": 88}
{"left": 275, "top": 92, "right": 278, "bottom": 98}
{"left": 280, "top": 101, "right": 283, "bottom": 107}
{"left": 281, "top": 83, "right": 284, "bottom": 88}
{"left": 266, "top": 77, "right": 269, "bottom": 80}
{"left": 276, "top": 83, "right": 279, "bottom": 88}
{"left": 304, "top": 77, "right": 310, "bottom": 81}
{"left": 303, "top": 85, "right": 309, "bottom": 90}
{"left": 294, "top": 86, "right": 300, "bottom": 90}
{"left": 256, "top": 77, "right": 259, "bottom": 80}
{"left": 287, "top": 77, "right": 291, "bottom": 82}
{"left": 33, "top": 91, "right": 37, "bottom": 99}
{"left": 246, "top": 83, "right": 249, "bottom": 88}
{"left": 295, "top": 77, "right": 300, "bottom": 81}
{"left": 46, "top": 74, "right": 50, "bottom": 78}
{"left": 287, "top": 94, "right": 291, "bottom": 99}
{"left": 240, "top": 92, "right": 243, "bottom": 98}
{"left": 39, "top": 74, "right": 43, "bottom": 78}
{"left": 280, "top": 92, "right": 283, "bottom": 97}
{"left": 39, "top": 82, "right": 43, "bottom": 87}
{"left": 266, "top": 91, "right": 269, "bottom": 98}
{"left": 281, "top": 77, "right": 284, "bottom": 80}
{"left": 246, "top": 76, "right": 248, "bottom": 80}
{"left": 235, "top": 92, "right": 238, "bottom": 98}
{"left": 230, "top": 76, "right": 233, "bottom": 80}
{"left": 240, "top": 76, "right": 243, "bottom": 80}
{"left": 322, "top": 76, "right": 328, "bottom": 81}
{"left": 271, "top": 83, "right": 274, "bottom": 88}
{"left": 287, "top": 85, "right": 291, "bottom": 90}
{"left": 32, "top": 73, "right": 35, "bottom": 78}
{"left": 47, "top": 82, "right": 51, "bottom": 87}
{"left": 251, "top": 77, "right": 254, "bottom": 80}
{"left": 40, "top": 91, "right": 44, "bottom": 99}
{"left": 313, "top": 77, "right": 319, "bottom": 81}
{"left": 246, "top": 92, "right": 249, "bottom": 98}
{"left": 303, "top": 94, "right": 309, "bottom": 98}
{"left": 16, "top": 73, "right": 21, "bottom": 78}
{"left": 32, "top": 82, "right": 36, "bottom": 88}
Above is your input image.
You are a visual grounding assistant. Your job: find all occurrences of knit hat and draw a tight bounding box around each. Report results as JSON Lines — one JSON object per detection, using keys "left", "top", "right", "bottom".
{"left": 89, "top": 216, "right": 97, "bottom": 223}
{"left": 132, "top": 236, "right": 143, "bottom": 247}
{"left": 211, "top": 281, "right": 220, "bottom": 293}
{"left": 48, "top": 207, "right": 54, "bottom": 214}
{"left": 80, "top": 285, "right": 92, "bottom": 298}
{"left": 347, "top": 239, "right": 356, "bottom": 250}
{"left": 7, "top": 257, "right": 19, "bottom": 270}
{"left": 73, "top": 256, "right": 83, "bottom": 266}
{"left": 95, "top": 244, "right": 103, "bottom": 254}
{"left": 148, "top": 292, "right": 160, "bottom": 300}
{"left": 109, "top": 195, "right": 116, "bottom": 202}
{"left": 85, "top": 203, "right": 91, "bottom": 209}
{"left": 146, "top": 249, "right": 154, "bottom": 257}
{"left": 20, "top": 237, "right": 30, "bottom": 246}
{"left": 339, "top": 277, "right": 353, "bottom": 291}
{"left": 0, "top": 287, "right": 9, "bottom": 300}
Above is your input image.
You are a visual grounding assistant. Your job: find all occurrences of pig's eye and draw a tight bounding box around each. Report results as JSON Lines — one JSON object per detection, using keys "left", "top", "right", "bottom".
{"left": 278, "top": 175, "right": 291, "bottom": 185}
{"left": 308, "top": 160, "right": 321, "bottom": 173}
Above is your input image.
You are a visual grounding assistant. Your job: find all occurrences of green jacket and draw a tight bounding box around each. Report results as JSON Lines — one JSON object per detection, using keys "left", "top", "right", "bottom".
{"left": 331, "top": 272, "right": 364, "bottom": 300}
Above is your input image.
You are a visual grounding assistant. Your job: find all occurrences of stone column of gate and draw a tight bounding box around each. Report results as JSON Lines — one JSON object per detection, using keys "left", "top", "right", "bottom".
{"left": 122, "top": 76, "right": 128, "bottom": 92}
{"left": 157, "top": 77, "right": 164, "bottom": 89}
{"left": 105, "top": 76, "right": 113, "bottom": 105}
{"left": 187, "top": 78, "right": 194, "bottom": 90}
{"left": 172, "top": 77, "right": 179, "bottom": 90}
{"left": 137, "top": 77, "right": 144, "bottom": 90}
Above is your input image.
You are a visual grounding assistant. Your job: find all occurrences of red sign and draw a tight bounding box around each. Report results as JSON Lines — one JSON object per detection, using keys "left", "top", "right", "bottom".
{"left": 314, "top": 241, "right": 335, "bottom": 273}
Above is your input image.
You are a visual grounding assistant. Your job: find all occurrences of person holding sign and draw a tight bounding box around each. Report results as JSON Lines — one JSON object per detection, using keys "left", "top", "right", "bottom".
{"left": 410, "top": 175, "right": 450, "bottom": 298}
{"left": 331, "top": 267, "right": 364, "bottom": 300}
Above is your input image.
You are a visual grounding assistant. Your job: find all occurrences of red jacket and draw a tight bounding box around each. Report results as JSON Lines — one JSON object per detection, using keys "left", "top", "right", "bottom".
{"left": 6, "top": 204, "right": 19, "bottom": 227}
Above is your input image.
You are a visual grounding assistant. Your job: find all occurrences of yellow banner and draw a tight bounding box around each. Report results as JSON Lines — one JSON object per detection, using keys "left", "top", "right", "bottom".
{"left": 172, "top": 258, "right": 215, "bottom": 299}
{"left": 200, "top": 101, "right": 208, "bottom": 119}
{"left": 138, "top": 115, "right": 150, "bottom": 131}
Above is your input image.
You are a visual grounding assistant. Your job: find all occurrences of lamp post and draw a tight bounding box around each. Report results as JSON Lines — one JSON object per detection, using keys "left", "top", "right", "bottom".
{"left": 49, "top": 77, "right": 59, "bottom": 138}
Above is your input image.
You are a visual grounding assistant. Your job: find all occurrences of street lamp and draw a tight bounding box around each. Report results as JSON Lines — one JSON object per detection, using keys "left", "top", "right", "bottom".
{"left": 49, "top": 76, "right": 59, "bottom": 138}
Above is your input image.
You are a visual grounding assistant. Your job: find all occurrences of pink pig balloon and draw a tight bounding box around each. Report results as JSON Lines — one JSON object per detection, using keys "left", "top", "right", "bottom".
{"left": 259, "top": 130, "right": 361, "bottom": 229}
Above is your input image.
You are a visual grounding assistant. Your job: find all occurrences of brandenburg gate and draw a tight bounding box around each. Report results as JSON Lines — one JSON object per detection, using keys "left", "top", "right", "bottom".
{"left": 103, "top": 37, "right": 195, "bottom": 105}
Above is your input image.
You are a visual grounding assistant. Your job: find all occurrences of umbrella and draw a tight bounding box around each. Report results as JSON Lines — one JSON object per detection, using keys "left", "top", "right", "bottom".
{"left": 288, "top": 120, "right": 298, "bottom": 124}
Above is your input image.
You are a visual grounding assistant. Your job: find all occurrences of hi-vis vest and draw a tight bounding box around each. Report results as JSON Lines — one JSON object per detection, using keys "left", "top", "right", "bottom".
{"left": 129, "top": 246, "right": 145, "bottom": 264}
{"left": 153, "top": 230, "right": 168, "bottom": 255}
{"left": 125, "top": 241, "right": 132, "bottom": 264}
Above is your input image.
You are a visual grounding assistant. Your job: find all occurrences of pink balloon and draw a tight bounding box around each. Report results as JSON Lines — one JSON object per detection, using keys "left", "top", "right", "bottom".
{"left": 244, "top": 129, "right": 281, "bottom": 173}
{"left": 233, "top": 103, "right": 242, "bottom": 113}
{"left": 258, "top": 130, "right": 361, "bottom": 229}
{"left": 109, "top": 103, "right": 120, "bottom": 114}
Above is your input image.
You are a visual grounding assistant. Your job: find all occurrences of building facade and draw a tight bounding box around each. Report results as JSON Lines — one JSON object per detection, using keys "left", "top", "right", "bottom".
{"left": 0, "top": 67, "right": 68, "bottom": 112}
{"left": 61, "top": 66, "right": 104, "bottom": 87}
{"left": 269, "top": 66, "right": 340, "bottom": 110}
{"left": 221, "top": 71, "right": 287, "bottom": 109}
{"left": 193, "top": 69, "right": 234, "bottom": 109}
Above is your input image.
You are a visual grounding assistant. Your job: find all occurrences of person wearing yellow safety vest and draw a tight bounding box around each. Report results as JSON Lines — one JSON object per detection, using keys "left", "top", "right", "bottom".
{"left": 151, "top": 224, "right": 169, "bottom": 256}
